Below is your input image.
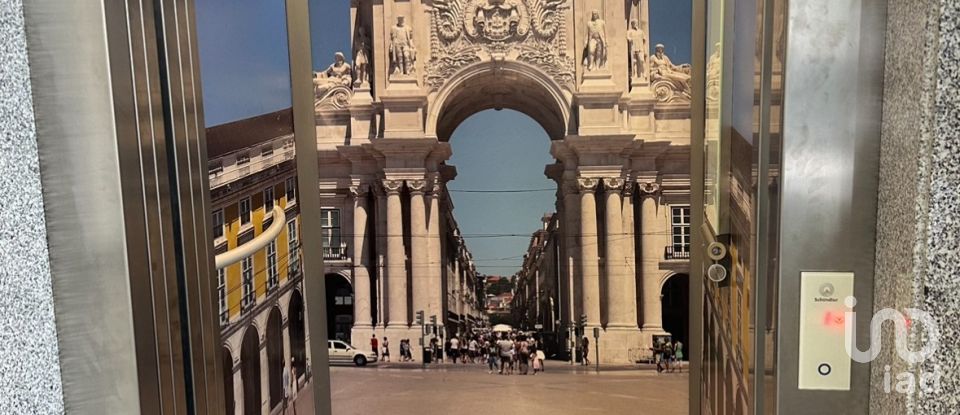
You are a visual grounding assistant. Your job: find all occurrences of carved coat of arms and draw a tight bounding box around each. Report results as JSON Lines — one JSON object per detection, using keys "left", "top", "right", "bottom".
{"left": 429, "top": 0, "right": 573, "bottom": 90}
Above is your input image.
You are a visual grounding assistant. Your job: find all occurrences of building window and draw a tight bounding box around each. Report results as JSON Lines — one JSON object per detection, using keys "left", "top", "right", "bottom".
{"left": 237, "top": 152, "right": 250, "bottom": 165}
{"left": 264, "top": 186, "right": 275, "bottom": 213}
{"left": 218, "top": 267, "right": 228, "bottom": 324}
{"left": 285, "top": 177, "right": 297, "bottom": 203}
{"left": 321, "top": 208, "right": 341, "bottom": 249}
{"left": 334, "top": 287, "right": 353, "bottom": 306}
{"left": 212, "top": 209, "right": 224, "bottom": 239}
{"left": 267, "top": 240, "right": 278, "bottom": 291}
{"left": 287, "top": 219, "right": 299, "bottom": 275}
{"left": 241, "top": 256, "right": 254, "bottom": 311}
{"left": 239, "top": 197, "right": 251, "bottom": 225}
{"left": 671, "top": 206, "right": 692, "bottom": 254}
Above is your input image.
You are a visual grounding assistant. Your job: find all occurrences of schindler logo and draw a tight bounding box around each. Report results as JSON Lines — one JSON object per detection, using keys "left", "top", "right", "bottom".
{"left": 814, "top": 282, "right": 838, "bottom": 302}
{"left": 843, "top": 296, "right": 941, "bottom": 394}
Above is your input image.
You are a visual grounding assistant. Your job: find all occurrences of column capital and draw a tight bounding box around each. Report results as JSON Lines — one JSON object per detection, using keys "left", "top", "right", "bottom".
{"left": 407, "top": 179, "right": 426, "bottom": 194}
{"left": 381, "top": 179, "right": 404, "bottom": 195}
{"left": 604, "top": 177, "right": 625, "bottom": 191}
{"left": 577, "top": 177, "right": 600, "bottom": 192}
{"left": 349, "top": 183, "right": 370, "bottom": 197}
{"left": 638, "top": 181, "right": 661, "bottom": 196}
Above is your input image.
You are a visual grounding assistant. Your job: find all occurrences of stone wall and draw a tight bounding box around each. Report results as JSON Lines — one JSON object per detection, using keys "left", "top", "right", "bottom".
{"left": 873, "top": 0, "right": 960, "bottom": 413}
{"left": 0, "top": 0, "right": 64, "bottom": 412}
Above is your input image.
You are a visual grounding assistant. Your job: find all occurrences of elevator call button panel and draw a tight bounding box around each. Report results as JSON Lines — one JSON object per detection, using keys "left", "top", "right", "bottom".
{"left": 798, "top": 271, "right": 853, "bottom": 390}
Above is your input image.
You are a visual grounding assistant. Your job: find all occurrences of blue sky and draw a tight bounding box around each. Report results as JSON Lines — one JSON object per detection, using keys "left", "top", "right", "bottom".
{"left": 196, "top": 0, "right": 691, "bottom": 275}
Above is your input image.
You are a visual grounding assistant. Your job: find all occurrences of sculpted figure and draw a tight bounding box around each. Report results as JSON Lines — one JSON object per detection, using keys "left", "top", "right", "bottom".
{"left": 314, "top": 52, "right": 352, "bottom": 96}
{"left": 584, "top": 10, "right": 607, "bottom": 71}
{"left": 353, "top": 26, "right": 371, "bottom": 87}
{"left": 390, "top": 16, "right": 417, "bottom": 76}
{"left": 626, "top": 20, "right": 645, "bottom": 80}
{"left": 650, "top": 43, "right": 691, "bottom": 92}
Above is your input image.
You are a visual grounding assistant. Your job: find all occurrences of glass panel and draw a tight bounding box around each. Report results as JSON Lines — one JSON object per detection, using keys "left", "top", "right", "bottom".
{"left": 195, "top": 0, "right": 313, "bottom": 412}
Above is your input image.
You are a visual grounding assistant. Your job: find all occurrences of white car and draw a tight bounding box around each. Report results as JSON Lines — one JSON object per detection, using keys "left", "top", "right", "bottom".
{"left": 327, "top": 340, "right": 377, "bottom": 366}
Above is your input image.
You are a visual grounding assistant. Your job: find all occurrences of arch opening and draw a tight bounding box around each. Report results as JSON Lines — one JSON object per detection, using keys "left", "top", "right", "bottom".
{"left": 288, "top": 290, "right": 307, "bottom": 379}
{"left": 222, "top": 347, "right": 234, "bottom": 415}
{"left": 325, "top": 274, "right": 354, "bottom": 343}
{"left": 430, "top": 61, "right": 571, "bottom": 141}
{"left": 266, "top": 307, "right": 284, "bottom": 410}
{"left": 240, "top": 326, "right": 261, "bottom": 415}
{"left": 661, "top": 273, "right": 689, "bottom": 355}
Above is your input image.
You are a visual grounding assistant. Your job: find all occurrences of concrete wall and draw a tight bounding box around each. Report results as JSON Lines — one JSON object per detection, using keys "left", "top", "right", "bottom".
{"left": 0, "top": 0, "right": 64, "bottom": 412}
{"left": 873, "top": 0, "right": 960, "bottom": 413}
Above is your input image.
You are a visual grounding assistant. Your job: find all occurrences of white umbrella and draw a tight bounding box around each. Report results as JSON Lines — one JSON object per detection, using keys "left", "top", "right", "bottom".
{"left": 492, "top": 324, "right": 513, "bottom": 332}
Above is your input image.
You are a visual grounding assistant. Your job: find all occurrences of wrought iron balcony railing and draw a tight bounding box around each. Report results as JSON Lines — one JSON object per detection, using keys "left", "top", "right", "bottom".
{"left": 323, "top": 243, "right": 349, "bottom": 261}
{"left": 664, "top": 245, "right": 691, "bottom": 260}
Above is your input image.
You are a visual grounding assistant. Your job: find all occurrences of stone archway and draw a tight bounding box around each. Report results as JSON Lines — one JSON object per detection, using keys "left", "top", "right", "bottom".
{"left": 661, "top": 273, "right": 689, "bottom": 353}
{"left": 266, "top": 307, "right": 284, "bottom": 411}
{"left": 240, "top": 326, "right": 260, "bottom": 415}
{"left": 428, "top": 60, "right": 572, "bottom": 141}
{"left": 222, "top": 346, "right": 234, "bottom": 415}
{"left": 314, "top": 0, "right": 694, "bottom": 365}
{"left": 326, "top": 273, "right": 354, "bottom": 343}
{"left": 288, "top": 289, "right": 307, "bottom": 379}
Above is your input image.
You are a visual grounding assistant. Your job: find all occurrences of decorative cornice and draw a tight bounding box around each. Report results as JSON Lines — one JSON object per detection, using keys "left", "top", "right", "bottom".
{"left": 349, "top": 183, "right": 370, "bottom": 197}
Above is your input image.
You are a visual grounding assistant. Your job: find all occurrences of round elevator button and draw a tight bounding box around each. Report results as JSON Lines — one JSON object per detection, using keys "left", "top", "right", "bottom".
{"left": 818, "top": 363, "right": 832, "bottom": 376}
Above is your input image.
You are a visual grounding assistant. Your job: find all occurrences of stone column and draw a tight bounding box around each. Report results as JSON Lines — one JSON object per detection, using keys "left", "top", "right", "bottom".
{"left": 604, "top": 177, "right": 636, "bottom": 328}
{"left": 639, "top": 182, "right": 664, "bottom": 331}
{"left": 562, "top": 177, "right": 581, "bottom": 338}
{"left": 622, "top": 183, "right": 637, "bottom": 326}
{"left": 383, "top": 179, "right": 407, "bottom": 327}
{"left": 578, "top": 178, "right": 601, "bottom": 327}
{"left": 427, "top": 178, "right": 443, "bottom": 327}
{"left": 351, "top": 185, "right": 373, "bottom": 329}
{"left": 408, "top": 179, "right": 429, "bottom": 321}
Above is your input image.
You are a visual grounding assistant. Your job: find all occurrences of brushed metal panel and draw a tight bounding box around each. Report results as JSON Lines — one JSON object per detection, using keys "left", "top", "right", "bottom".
{"left": 23, "top": 0, "right": 188, "bottom": 412}
{"left": 776, "top": 0, "right": 886, "bottom": 412}
{"left": 286, "top": 1, "right": 334, "bottom": 414}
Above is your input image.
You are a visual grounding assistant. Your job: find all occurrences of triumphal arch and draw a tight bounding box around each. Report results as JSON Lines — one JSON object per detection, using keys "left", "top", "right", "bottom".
{"left": 313, "top": 0, "right": 692, "bottom": 364}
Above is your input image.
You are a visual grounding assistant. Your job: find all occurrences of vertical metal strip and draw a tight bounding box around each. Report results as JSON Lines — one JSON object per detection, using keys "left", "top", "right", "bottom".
{"left": 285, "top": 0, "right": 334, "bottom": 414}
{"left": 689, "top": 0, "right": 707, "bottom": 412}
{"left": 751, "top": 0, "right": 777, "bottom": 409}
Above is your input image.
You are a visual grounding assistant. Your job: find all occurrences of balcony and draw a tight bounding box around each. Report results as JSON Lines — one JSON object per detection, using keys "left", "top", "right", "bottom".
{"left": 323, "top": 243, "right": 349, "bottom": 261}
{"left": 664, "top": 246, "right": 691, "bottom": 260}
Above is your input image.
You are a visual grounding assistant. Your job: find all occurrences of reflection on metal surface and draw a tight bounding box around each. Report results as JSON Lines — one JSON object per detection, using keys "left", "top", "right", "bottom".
{"left": 214, "top": 206, "right": 286, "bottom": 269}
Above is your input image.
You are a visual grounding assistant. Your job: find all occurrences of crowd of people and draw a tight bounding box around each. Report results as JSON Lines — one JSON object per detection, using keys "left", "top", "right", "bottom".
{"left": 652, "top": 338, "right": 684, "bottom": 373}
{"left": 369, "top": 330, "right": 685, "bottom": 373}
{"left": 371, "top": 329, "right": 548, "bottom": 374}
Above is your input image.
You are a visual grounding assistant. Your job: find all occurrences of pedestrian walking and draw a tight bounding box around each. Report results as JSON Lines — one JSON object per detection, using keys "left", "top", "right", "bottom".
{"left": 582, "top": 336, "right": 590, "bottom": 366}
{"left": 282, "top": 362, "right": 290, "bottom": 412}
{"left": 382, "top": 337, "right": 390, "bottom": 362}
{"left": 673, "top": 340, "right": 684, "bottom": 372}
{"left": 664, "top": 341, "right": 675, "bottom": 373}
{"left": 536, "top": 348, "right": 546, "bottom": 373}
{"left": 519, "top": 337, "right": 530, "bottom": 375}
{"left": 371, "top": 334, "right": 379, "bottom": 361}
{"left": 287, "top": 358, "right": 298, "bottom": 415}
{"left": 497, "top": 334, "right": 514, "bottom": 375}
{"left": 486, "top": 340, "right": 498, "bottom": 374}
{"left": 450, "top": 336, "right": 460, "bottom": 364}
